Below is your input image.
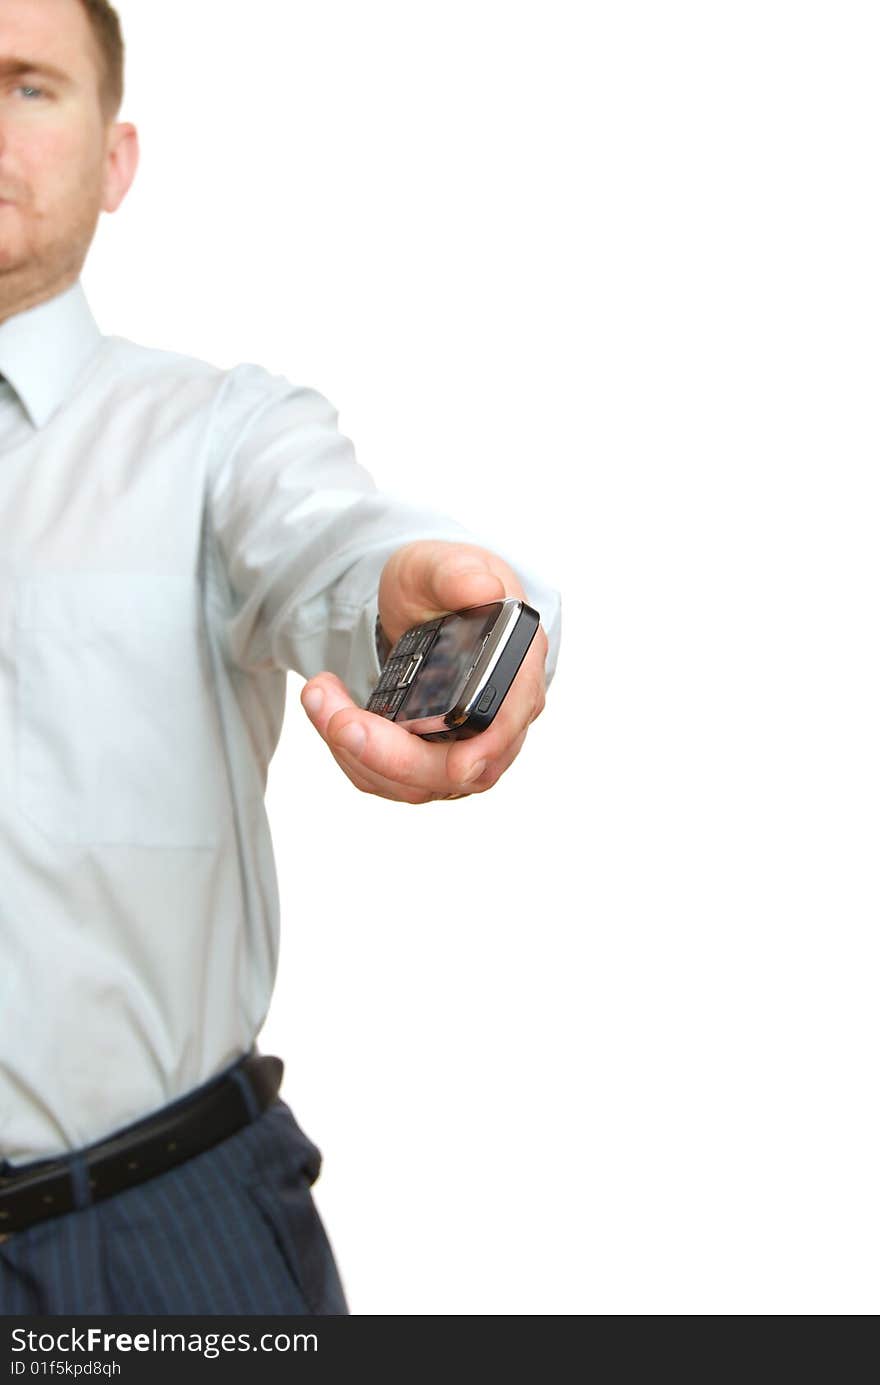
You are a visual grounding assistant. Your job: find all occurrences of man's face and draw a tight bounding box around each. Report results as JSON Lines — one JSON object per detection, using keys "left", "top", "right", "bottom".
{"left": 0, "top": 0, "right": 136, "bottom": 304}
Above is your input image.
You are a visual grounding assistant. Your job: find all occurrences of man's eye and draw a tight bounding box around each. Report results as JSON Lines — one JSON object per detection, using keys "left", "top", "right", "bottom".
{"left": 17, "top": 85, "right": 46, "bottom": 100}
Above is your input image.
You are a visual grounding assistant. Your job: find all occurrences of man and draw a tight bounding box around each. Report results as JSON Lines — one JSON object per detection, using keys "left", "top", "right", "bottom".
{"left": 0, "top": 0, "right": 561, "bottom": 1314}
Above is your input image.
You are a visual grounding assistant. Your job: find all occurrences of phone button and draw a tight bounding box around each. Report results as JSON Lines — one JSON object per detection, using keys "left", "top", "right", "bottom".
{"left": 477, "top": 685, "right": 496, "bottom": 714}
{"left": 400, "top": 653, "right": 422, "bottom": 687}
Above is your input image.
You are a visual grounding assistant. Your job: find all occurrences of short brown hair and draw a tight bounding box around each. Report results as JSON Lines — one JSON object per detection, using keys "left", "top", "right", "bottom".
{"left": 76, "top": 0, "right": 125, "bottom": 122}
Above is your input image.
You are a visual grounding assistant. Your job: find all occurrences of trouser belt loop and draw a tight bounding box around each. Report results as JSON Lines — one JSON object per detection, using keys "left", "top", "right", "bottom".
{"left": 68, "top": 1155, "right": 92, "bottom": 1214}
{"left": 229, "top": 1066, "right": 261, "bottom": 1121}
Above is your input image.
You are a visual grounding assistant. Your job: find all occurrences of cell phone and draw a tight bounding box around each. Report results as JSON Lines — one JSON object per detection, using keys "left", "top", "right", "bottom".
{"left": 364, "top": 597, "right": 540, "bottom": 741}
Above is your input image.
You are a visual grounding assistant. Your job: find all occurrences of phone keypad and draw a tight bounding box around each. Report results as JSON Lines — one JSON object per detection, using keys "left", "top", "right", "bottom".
{"left": 365, "top": 621, "right": 442, "bottom": 719}
{"left": 365, "top": 686, "right": 408, "bottom": 717}
{"left": 378, "top": 656, "right": 408, "bottom": 691}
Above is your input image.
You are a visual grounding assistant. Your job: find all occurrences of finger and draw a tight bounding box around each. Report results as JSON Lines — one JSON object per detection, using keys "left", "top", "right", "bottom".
{"left": 301, "top": 652, "right": 540, "bottom": 787}
{"left": 326, "top": 742, "right": 445, "bottom": 804}
{"left": 333, "top": 720, "right": 531, "bottom": 804}
{"left": 326, "top": 699, "right": 487, "bottom": 794}
{"left": 428, "top": 723, "right": 530, "bottom": 801}
{"left": 452, "top": 636, "right": 545, "bottom": 762}
{"left": 300, "top": 672, "right": 360, "bottom": 739}
{"left": 301, "top": 672, "right": 470, "bottom": 792}
{"left": 301, "top": 639, "right": 543, "bottom": 797}
{"left": 301, "top": 675, "right": 427, "bottom": 801}
{"left": 327, "top": 683, "right": 536, "bottom": 802}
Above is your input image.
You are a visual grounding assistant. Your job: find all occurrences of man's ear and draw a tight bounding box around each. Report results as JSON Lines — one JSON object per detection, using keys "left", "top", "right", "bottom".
{"left": 101, "top": 122, "right": 140, "bottom": 214}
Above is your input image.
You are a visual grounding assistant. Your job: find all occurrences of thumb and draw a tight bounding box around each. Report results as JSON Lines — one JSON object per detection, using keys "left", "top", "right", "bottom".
{"left": 379, "top": 541, "right": 510, "bottom": 643}
{"left": 427, "top": 555, "right": 507, "bottom": 612}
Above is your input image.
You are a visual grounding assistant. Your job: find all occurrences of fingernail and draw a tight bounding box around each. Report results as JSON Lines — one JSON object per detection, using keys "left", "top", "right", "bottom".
{"left": 303, "top": 687, "right": 324, "bottom": 716}
{"left": 460, "top": 759, "right": 487, "bottom": 784}
{"left": 336, "top": 723, "right": 367, "bottom": 757}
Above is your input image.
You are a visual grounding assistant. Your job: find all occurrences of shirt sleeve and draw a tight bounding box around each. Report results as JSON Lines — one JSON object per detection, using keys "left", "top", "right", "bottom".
{"left": 206, "top": 363, "right": 562, "bottom": 709}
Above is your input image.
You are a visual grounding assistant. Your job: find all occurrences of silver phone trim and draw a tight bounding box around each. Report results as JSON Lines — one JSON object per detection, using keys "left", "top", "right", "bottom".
{"left": 394, "top": 597, "right": 523, "bottom": 734}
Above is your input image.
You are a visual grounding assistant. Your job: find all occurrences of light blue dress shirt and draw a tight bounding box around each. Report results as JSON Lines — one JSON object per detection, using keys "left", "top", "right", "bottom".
{"left": 0, "top": 279, "right": 562, "bottom": 1163}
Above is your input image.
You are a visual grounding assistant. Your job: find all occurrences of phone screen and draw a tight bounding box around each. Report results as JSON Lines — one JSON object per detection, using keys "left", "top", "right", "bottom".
{"left": 402, "top": 606, "right": 493, "bottom": 719}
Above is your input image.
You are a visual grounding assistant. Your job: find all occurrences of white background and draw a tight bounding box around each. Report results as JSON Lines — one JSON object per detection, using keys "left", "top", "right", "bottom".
{"left": 90, "top": 1, "right": 878, "bottom": 1314}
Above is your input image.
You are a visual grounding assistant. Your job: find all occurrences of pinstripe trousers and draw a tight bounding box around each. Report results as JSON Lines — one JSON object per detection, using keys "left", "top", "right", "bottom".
{"left": 0, "top": 1093, "right": 350, "bottom": 1315}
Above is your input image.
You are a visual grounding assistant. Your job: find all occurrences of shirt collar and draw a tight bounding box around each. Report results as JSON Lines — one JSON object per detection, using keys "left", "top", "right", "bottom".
{"left": 0, "top": 278, "right": 103, "bottom": 429}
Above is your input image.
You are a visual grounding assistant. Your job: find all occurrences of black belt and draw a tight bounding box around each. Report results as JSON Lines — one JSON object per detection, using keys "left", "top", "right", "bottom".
{"left": 0, "top": 1049, "right": 284, "bottom": 1241}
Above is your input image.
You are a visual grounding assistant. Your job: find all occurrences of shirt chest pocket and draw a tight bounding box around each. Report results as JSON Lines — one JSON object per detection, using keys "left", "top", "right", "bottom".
{"left": 14, "top": 573, "right": 228, "bottom": 848}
